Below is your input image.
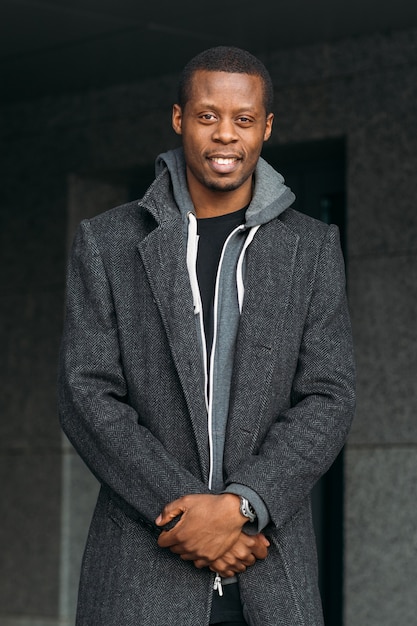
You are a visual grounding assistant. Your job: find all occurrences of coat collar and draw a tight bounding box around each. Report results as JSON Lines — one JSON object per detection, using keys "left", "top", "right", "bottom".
{"left": 136, "top": 208, "right": 210, "bottom": 480}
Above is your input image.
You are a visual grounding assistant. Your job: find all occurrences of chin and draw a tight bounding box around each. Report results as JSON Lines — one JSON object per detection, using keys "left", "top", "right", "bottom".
{"left": 206, "top": 179, "right": 243, "bottom": 193}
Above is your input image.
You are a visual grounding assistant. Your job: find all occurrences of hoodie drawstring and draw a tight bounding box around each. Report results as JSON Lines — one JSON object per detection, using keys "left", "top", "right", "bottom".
{"left": 236, "top": 225, "right": 260, "bottom": 313}
{"left": 187, "top": 211, "right": 260, "bottom": 315}
{"left": 186, "top": 212, "right": 201, "bottom": 315}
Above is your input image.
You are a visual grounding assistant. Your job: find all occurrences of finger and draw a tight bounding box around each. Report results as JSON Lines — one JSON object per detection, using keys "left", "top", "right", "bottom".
{"left": 228, "top": 549, "right": 252, "bottom": 565}
{"left": 209, "top": 564, "right": 238, "bottom": 578}
{"left": 157, "top": 527, "right": 189, "bottom": 549}
{"left": 250, "top": 534, "right": 270, "bottom": 559}
{"left": 179, "top": 551, "right": 201, "bottom": 561}
{"left": 251, "top": 544, "right": 268, "bottom": 560}
{"left": 193, "top": 558, "right": 210, "bottom": 569}
{"left": 230, "top": 560, "right": 247, "bottom": 573}
{"left": 210, "top": 553, "right": 250, "bottom": 573}
{"left": 209, "top": 563, "right": 241, "bottom": 578}
{"left": 216, "top": 563, "right": 247, "bottom": 575}
{"left": 157, "top": 531, "right": 177, "bottom": 548}
{"left": 209, "top": 558, "right": 229, "bottom": 573}
{"left": 155, "top": 500, "right": 185, "bottom": 526}
{"left": 226, "top": 551, "right": 254, "bottom": 569}
{"left": 240, "top": 532, "right": 269, "bottom": 549}
{"left": 240, "top": 554, "right": 256, "bottom": 567}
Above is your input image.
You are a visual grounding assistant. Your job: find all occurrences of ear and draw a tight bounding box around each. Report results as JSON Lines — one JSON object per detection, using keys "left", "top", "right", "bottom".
{"left": 263, "top": 113, "right": 274, "bottom": 142}
{"left": 172, "top": 104, "right": 183, "bottom": 135}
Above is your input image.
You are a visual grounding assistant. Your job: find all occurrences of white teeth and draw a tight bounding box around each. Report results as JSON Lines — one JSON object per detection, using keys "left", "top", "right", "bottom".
{"left": 212, "top": 158, "right": 235, "bottom": 164}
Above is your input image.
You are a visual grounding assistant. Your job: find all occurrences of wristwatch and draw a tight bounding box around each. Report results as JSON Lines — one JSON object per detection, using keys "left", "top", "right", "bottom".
{"left": 239, "top": 496, "right": 257, "bottom": 523}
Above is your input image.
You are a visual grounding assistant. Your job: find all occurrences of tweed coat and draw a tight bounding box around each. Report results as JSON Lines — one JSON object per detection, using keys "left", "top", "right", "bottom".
{"left": 58, "top": 168, "right": 356, "bottom": 626}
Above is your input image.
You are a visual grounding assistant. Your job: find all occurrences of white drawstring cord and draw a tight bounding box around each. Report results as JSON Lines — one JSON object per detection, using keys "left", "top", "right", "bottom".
{"left": 186, "top": 212, "right": 201, "bottom": 315}
{"left": 236, "top": 225, "right": 260, "bottom": 313}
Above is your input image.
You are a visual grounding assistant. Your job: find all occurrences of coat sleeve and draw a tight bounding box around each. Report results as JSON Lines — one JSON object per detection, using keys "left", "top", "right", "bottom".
{"left": 58, "top": 220, "right": 209, "bottom": 526}
{"left": 224, "top": 224, "right": 356, "bottom": 531}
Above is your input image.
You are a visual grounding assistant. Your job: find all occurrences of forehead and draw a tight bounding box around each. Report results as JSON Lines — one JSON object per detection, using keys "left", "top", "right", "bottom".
{"left": 187, "top": 70, "right": 265, "bottom": 109}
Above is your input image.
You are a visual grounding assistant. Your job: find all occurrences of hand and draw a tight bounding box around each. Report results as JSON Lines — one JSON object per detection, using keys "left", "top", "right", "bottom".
{"left": 155, "top": 493, "right": 245, "bottom": 563}
{"left": 202, "top": 532, "right": 270, "bottom": 578}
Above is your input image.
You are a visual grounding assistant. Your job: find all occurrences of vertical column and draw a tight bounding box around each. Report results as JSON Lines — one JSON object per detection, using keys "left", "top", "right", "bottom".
{"left": 344, "top": 112, "right": 417, "bottom": 625}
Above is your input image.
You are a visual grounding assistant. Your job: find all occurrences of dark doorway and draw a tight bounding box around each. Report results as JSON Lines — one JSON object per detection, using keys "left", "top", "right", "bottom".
{"left": 262, "top": 137, "right": 347, "bottom": 626}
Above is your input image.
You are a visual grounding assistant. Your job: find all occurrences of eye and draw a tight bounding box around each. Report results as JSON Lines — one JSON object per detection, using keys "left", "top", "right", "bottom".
{"left": 237, "top": 116, "right": 254, "bottom": 125}
{"left": 199, "top": 113, "right": 217, "bottom": 122}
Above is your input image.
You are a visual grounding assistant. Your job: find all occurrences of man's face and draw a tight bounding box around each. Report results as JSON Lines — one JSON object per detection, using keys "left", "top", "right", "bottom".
{"left": 172, "top": 70, "right": 273, "bottom": 202}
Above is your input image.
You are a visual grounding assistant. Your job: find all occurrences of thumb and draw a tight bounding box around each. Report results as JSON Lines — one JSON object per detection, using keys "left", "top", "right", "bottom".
{"left": 155, "top": 499, "right": 186, "bottom": 526}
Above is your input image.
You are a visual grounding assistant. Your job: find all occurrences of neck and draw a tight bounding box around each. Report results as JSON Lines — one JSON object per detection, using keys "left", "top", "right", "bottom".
{"left": 187, "top": 174, "right": 253, "bottom": 218}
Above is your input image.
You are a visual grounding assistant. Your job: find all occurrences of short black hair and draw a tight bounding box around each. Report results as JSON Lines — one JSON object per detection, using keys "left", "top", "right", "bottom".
{"left": 178, "top": 46, "right": 274, "bottom": 114}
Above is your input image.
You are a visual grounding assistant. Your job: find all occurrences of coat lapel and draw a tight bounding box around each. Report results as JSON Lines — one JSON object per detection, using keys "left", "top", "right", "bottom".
{"left": 137, "top": 216, "right": 210, "bottom": 479}
{"left": 225, "top": 219, "right": 300, "bottom": 466}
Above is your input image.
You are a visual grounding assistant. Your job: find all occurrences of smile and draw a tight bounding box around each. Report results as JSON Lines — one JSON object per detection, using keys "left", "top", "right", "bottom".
{"left": 207, "top": 156, "right": 242, "bottom": 175}
{"left": 210, "top": 157, "right": 238, "bottom": 165}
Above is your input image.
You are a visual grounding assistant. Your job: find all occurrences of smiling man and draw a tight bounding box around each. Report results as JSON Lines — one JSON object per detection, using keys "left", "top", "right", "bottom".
{"left": 58, "top": 47, "right": 356, "bottom": 626}
{"left": 172, "top": 69, "right": 273, "bottom": 210}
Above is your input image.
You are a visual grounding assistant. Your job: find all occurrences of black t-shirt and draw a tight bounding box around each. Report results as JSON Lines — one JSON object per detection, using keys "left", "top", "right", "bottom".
{"left": 196, "top": 206, "right": 247, "bottom": 361}
{"left": 196, "top": 206, "right": 248, "bottom": 624}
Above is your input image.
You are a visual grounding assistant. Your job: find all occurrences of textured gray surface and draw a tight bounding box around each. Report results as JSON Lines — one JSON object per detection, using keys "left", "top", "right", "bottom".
{"left": 345, "top": 447, "right": 417, "bottom": 626}
{"left": 0, "top": 452, "right": 61, "bottom": 617}
{"left": 349, "top": 254, "right": 417, "bottom": 445}
{"left": 59, "top": 447, "right": 99, "bottom": 622}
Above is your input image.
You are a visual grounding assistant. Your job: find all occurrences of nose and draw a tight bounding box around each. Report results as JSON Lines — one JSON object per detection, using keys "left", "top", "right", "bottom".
{"left": 212, "top": 118, "right": 238, "bottom": 144}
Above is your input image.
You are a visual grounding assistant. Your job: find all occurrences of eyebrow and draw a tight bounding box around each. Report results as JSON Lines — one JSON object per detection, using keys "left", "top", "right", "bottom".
{"left": 195, "top": 101, "right": 260, "bottom": 113}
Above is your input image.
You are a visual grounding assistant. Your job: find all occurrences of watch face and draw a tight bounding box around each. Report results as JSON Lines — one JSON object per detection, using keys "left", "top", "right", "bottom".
{"left": 240, "top": 497, "right": 256, "bottom": 521}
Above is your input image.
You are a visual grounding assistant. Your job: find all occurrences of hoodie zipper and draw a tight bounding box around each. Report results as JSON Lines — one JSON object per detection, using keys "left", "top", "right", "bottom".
{"left": 187, "top": 212, "right": 247, "bottom": 488}
{"left": 213, "top": 573, "right": 224, "bottom": 596}
{"left": 186, "top": 213, "right": 258, "bottom": 597}
{"left": 207, "top": 223, "right": 245, "bottom": 489}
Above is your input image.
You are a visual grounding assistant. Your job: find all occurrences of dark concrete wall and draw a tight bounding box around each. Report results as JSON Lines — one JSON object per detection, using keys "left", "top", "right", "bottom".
{"left": 1, "top": 28, "right": 416, "bottom": 626}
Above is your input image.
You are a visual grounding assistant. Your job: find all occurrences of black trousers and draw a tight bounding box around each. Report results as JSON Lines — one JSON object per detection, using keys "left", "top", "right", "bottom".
{"left": 209, "top": 582, "right": 247, "bottom": 624}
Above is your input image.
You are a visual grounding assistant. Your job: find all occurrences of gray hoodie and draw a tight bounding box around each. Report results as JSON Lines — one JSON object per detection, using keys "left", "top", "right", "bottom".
{"left": 156, "top": 147, "right": 295, "bottom": 534}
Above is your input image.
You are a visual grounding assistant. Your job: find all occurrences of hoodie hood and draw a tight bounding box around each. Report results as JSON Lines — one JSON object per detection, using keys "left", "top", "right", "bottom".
{"left": 155, "top": 147, "right": 295, "bottom": 227}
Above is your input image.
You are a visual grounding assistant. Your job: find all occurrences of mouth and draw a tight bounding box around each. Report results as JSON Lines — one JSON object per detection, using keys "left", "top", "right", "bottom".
{"left": 207, "top": 155, "right": 241, "bottom": 174}
{"left": 210, "top": 157, "right": 238, "bottom": 165}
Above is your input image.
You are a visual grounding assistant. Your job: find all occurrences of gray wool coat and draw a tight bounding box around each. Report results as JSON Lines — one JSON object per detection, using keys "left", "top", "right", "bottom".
{"left": 58, "top": 168, "right": 356, "bottom": 626}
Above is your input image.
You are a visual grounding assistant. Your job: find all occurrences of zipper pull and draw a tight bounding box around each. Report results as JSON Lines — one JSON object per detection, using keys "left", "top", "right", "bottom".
{"left": 213, "top": 574, "right": 223, "bottom": 596}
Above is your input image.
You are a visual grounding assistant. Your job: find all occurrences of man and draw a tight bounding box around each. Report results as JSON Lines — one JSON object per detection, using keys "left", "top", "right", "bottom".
{"left": 58, "top": 46, "right": 355, "bottom": 625}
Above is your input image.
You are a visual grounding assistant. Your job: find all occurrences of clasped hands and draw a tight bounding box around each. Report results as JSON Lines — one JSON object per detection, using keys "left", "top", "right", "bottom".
{"left": 155, "top": 493, "right": 269, "bottom": 578}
